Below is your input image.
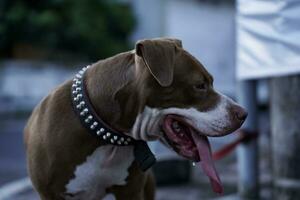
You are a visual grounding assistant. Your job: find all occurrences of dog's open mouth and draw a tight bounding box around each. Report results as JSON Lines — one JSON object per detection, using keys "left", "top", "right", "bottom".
{"left": 162, "top": 114, "right": 223, "bottom": 194}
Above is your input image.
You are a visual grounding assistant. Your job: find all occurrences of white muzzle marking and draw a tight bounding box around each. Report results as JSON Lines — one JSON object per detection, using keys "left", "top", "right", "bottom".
{"left": 130, "top": 92, "right": 238, "bottom": 140}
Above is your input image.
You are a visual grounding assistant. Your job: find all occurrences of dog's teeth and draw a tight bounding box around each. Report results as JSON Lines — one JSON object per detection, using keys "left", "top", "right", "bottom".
{"left": 172, "top": 121, "right": 180, "bottom": 130}
{"left": 172, "top": 121, "right": 181, "bottom": 133}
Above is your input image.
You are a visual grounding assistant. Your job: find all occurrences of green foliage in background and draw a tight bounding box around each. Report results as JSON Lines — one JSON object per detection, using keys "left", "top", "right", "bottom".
{"left": 0, "top": 0, "right": 135, "bottom": 61}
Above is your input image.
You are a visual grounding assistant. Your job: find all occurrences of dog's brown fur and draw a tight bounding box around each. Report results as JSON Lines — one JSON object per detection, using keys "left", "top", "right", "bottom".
{"left": 25, "top": 38, "right": 245, "bottom": 200}
{"left": 24, "top": 51, "right": 155, "bottom": 199}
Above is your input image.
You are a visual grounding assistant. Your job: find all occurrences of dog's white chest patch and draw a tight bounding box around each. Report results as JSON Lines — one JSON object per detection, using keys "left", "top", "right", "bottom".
{"left": 65, "top": 145, "right": 134, "bottom": 200}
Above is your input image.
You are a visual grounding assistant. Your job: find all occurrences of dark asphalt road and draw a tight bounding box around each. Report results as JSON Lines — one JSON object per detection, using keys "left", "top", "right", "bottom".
{"left": 0, "top": 117, "right": 29, "bottom": 186}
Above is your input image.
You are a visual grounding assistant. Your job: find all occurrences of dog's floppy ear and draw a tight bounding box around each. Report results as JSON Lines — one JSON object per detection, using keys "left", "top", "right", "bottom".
{"left": 164, "top": 38, "right": 182, "bottom": 48}
{"left": 135, "top": 38, "right": 181, "bottom": 87}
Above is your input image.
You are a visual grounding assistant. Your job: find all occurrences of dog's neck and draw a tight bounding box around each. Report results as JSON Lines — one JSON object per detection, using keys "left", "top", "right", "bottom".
{"left": 71, "top": 65, "right": 136, "bottom": 146}
{"left": 73, "top": 54, "right": 155, "bottom": 171}
{"left": 85, "top": 51, "right": 141, "bottom": 133}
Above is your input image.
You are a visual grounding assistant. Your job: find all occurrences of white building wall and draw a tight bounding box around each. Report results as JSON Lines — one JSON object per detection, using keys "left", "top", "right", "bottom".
{"left": 132, "top": 0, "right": 236, "bottom": 96}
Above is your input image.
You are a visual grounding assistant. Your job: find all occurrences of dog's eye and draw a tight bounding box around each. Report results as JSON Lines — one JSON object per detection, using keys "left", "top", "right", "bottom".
{"left": 193, "top": 83, "right": 207, "bottom": 92}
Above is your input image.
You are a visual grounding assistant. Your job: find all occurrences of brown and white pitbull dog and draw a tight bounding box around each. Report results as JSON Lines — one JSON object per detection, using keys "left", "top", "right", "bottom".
{"left": 24, "top": 38, "right": 247, "bottom": 200}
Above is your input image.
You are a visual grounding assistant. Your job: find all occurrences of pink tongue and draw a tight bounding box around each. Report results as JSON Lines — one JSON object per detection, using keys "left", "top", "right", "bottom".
{"left": 191, "top": 131, "right": 223, "bottom": 194}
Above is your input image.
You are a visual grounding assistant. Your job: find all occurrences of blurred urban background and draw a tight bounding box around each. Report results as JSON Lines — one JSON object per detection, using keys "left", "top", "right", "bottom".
{"left": 0, "top": 0, "right": 286, "bottom": 199}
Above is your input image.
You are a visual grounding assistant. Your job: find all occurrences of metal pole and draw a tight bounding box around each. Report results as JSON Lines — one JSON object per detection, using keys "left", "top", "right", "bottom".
{"left": 271, "top": 75, "right": 300, "bottom": 200}
{"left": 237, "top": 80, "right": 259, "bottom": 199}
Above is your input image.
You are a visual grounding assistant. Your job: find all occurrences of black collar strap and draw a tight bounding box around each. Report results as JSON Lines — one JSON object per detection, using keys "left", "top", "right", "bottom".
{"left": 71, "top": 65, "right": 156, "bottom": 171}
{"left": 71, "top": 65, "right": 134, "bottom": 146}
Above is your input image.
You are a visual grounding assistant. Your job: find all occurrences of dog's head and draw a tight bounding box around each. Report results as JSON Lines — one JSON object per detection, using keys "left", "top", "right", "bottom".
{"left": 115, "top": 38, "right": 247, "bottom": 193}
{"left": 128, "top": 38, "right": 246, "bottom": 142}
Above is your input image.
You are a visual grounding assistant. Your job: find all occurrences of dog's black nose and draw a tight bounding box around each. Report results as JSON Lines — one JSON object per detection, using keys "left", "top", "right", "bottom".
{"left": 233, "top": 105, "right": 248, "bottom": 122}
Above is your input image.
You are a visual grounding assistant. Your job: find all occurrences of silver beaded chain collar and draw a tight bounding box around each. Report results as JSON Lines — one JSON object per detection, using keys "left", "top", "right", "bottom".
{"left": 71, "top": 65, "right": 157, "bottom": 171}
{"left": 71, "top": 65, "right": 134, "bottom": 146}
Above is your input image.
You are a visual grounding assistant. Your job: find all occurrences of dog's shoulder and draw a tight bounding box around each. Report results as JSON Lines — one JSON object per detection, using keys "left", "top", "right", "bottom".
{"left": 26, "top": 80, "right": 72, "bottom": 126}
